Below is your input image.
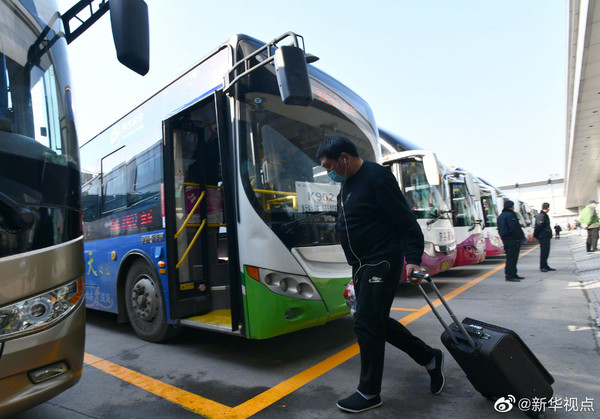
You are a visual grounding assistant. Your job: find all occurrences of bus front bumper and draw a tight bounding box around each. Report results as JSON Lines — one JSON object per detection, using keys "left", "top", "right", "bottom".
{"left": 0, "top": 301, "right": 85, "bottom": 417}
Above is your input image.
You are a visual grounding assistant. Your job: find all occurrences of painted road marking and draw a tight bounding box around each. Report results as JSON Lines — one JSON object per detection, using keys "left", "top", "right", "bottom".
{"left": 83, "top": 353, "right": 231, "bottom": 416}
{"left": 84, "top": 245, "right": 540, "bottom": 418}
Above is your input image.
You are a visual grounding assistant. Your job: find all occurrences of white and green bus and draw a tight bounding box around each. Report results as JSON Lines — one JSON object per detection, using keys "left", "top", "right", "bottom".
{"left": 80, "top": 32, "right": 379, "bottom": 342}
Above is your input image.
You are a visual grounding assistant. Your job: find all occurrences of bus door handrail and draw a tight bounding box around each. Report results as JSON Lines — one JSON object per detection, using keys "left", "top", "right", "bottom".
{"left": 175, "top": 183, "right": 227, "bottom": 269}
{"left": 176, "top": 219, "right": 206, "bottom": 269}
{"left": 175, "top": 190, "right": 205, "bottom": 239}
{"left": 253, "top": 188, "right": 298, "bottom": 210}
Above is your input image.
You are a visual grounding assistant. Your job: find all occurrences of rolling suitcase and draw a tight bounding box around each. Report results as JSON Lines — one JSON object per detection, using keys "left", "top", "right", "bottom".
{"left": 416, "top": 274, "right": 554, "bottom": 418}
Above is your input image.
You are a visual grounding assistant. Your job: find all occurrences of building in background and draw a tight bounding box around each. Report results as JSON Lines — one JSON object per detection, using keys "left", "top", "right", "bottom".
{"left": 500, "top": 178, "right": 579, "bottom": 229}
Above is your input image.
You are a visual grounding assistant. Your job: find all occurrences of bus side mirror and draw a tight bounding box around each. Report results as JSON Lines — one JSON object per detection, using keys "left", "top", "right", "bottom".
{"left": 465, "top": 173, "right": 481, "bottom": 201}
{"left": 274, "top": 46, "right": 313, "bottom": 106}
{"left": 110, "top": 0, "right": 150, "bottom": 76}
{"left": 423, "top": 153, "right": 441, "bottom": 186}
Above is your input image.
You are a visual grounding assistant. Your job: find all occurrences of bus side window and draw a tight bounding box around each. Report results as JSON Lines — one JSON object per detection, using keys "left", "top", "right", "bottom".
{"left": 131, "top": 142, "right": 162, "bottom": 205}
{"left": 101, "top": 147, "right": 129, "bottom": 214}
{"left": 82, "top": 176, "right": 101, "bottom": 220}
{"left": 103, "top": 164, "right": 127, "bottom": 212}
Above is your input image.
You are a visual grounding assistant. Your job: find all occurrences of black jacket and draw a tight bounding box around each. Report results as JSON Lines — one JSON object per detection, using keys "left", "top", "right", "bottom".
{"left": 497, "top": 208, "right": 525, "bottom": 242}
{"left": 534, "top": 211, "right": 552, "bottom": 239}
{"left": 336, "top": 160, "right": 424, "bottom": 266}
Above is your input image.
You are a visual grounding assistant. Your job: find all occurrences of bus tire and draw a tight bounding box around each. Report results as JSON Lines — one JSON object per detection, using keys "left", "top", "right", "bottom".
{"left": 125, "top": 259, "right": 178, "bottom": 342}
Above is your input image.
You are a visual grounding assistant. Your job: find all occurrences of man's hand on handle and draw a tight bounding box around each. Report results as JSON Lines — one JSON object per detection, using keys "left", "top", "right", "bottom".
{"left": 405, "top": 263, "right": 426, "bottom": 285}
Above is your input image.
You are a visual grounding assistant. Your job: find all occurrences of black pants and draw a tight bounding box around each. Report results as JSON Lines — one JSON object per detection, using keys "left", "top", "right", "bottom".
{"left": 539, "top": 237, "right": 551, "bottom": 269}
{"left": 503, "top": 239, "right": 521, "bottom": 278}
{"left": 586, "top": 227, "right": 599, "bottom": 252}
{"left": 353, "top": 258, "right": 435, "bottom": 395}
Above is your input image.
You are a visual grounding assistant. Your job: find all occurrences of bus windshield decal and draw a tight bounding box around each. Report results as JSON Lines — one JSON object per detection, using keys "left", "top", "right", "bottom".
{"left": 296, "top": 181, "right": 339, "bottom": 213}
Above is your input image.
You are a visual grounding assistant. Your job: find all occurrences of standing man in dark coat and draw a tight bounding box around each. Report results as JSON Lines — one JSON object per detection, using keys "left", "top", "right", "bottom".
{"left": 317, "top": 135, "right": 445, "bottom": 413}
{"left": 497, "top": 200, "right": 525, "bottom": 282}
{"left": 534, "top": 202, "right": 556, "bottom": 272}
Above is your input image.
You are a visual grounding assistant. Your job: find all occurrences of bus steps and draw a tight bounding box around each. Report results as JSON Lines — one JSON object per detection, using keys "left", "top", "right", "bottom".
{"left": 179, "top": 310, "right": 241, "bottom": 335}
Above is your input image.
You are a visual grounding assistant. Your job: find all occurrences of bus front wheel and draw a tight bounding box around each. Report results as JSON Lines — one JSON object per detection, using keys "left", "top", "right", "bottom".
{"left": 125, "top": 260, "right": 178, "bottom": 342}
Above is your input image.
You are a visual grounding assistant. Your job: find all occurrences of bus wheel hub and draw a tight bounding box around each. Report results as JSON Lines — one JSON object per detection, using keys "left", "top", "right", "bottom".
{"left": 131, "top": 277, "right": 158, "bottom": 321}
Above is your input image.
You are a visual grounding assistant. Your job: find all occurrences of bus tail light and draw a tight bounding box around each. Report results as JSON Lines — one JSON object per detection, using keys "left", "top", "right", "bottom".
{"left": 0, "top": 277, "right": 84, "bottom": 342}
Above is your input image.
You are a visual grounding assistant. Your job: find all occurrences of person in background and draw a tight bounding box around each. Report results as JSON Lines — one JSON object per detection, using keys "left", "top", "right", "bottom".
{"left": 580, "top": 200, "right": 600, "bottom": 253}
{"left": 534, "top": 203, "right": 555, "bottom": 272}
{"left": 316, "top": 135, "right": 445, "bottom": 413}
{"left": 497, "top": 200, "right": 525, "bottom": 282}
{"left": 553, "top": 223, "right": 562, "bottom": 240}
{"left": 575, "top": 219, "right": 582, "bottom": 236}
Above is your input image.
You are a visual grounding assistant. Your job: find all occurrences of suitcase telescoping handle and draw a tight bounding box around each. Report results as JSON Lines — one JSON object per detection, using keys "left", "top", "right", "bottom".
{"left": 413, "top": 272, "right": 477, "bottom": 350}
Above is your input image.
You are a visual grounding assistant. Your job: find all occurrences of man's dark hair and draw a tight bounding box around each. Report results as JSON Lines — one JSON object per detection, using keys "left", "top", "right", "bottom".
{"left": 542, "top": 202, "right": 550, "bottom": 210}
{"left": 316, "top": 135, "right": 359, "bottom": 160}
{"left": 503, "top": 200, "right": 514, "bottom": 210}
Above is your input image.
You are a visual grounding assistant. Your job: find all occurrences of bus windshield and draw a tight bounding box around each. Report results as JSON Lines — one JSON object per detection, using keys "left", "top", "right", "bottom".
{"left": 0, "top": 9, "right": 80, "bottom": 258}
{"left": 450, "top": 182, "right": 477, "bottom": 227}
{"left": 399, "top": 159, "right": 447, "bottom": 219}
{"left": 481, "top": 195, "right": 498, "bottom": 227}
{"left": 239, "top": 80, "right": 376, "bottom": 249}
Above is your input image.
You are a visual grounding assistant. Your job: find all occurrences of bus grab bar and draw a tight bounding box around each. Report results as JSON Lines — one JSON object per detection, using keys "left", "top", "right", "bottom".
{"left": 175, "top": 184, "right": 227, "bottom": 268}
{"left": 175, "top": 190, "right": 205, "bottom": 239}
{"left": 176, "top": 219, "right": 206, "bottom": 269}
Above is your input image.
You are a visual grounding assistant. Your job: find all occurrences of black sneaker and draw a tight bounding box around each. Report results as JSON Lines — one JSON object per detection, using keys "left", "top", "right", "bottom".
{"left": 545, "top": 267, "right": 556, "bottom": 271}
{"left": 514, "top": 275, "right": 525, "bottom": 279}
{"left": 540, "top": 268, "right": 549, "bottom": 272}
{"left": 336, "top": 391, "right": 382, "bottom": 413}
{"left": 427, "top": 349, "right": 445, "bottom": 394}
{"left": 505, "top": 277, "right": 521, "bottom": 282}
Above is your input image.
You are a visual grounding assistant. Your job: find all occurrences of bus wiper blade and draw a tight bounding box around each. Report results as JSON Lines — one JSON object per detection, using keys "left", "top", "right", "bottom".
{"left": 426, "top": 209, "right": 452, "bottom": 226}
{"left": 0, "top": 191, "right": 34, "bottom": 232}
{"left": 468, "top": 219, "right": 483, "bottom": 231}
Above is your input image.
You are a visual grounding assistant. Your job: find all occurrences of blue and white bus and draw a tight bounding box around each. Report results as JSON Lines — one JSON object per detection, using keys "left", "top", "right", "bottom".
{"left": 80, "top": 32, "right": 380, "bottom": 342}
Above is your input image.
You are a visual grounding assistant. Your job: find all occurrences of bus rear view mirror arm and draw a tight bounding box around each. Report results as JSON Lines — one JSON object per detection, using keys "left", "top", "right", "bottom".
{"left": 224, "top": 32, "right": 313, "bottom": 106}
{"left": 0, "top": 191, "right": 34, "bottom": 232}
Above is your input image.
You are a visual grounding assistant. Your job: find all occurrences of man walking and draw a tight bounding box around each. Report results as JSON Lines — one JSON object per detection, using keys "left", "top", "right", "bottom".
{"left": 534, "top": 203, "right": 555, "bottom": 272}
{"left": 580, "top": 200, "right": 600, "bottom": 253}
{"left": 497, "top": 200, "right": 525, "bottom": 282}
{"left": 553, "top": 224, "right": 562, "bottom": 240}
{"left": 317, "top": 135, "right": 445, "bottom": 413}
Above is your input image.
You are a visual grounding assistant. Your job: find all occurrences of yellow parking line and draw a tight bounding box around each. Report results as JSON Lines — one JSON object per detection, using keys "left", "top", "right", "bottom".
{"left": 84, "top": 244, "right": 540, "bottom": 418}
{"left": 84, "top": 353, "right": 233, "bottom": 416}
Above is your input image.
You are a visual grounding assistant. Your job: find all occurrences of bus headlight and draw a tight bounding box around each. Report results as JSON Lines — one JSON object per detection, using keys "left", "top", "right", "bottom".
{"left": 476, "top": 236, "right": 487, "bottom": 251}
{"left": 0, "top": 277, "right": 84, "bottom": 342}
{"left": 424, "top": 242, "right": 436, "bottom": 257}
{"left": 489, "top": 234, "right": 503, "bottom": 248}
{"left": 249, "top": 267, "right": 322, "bottom": 301}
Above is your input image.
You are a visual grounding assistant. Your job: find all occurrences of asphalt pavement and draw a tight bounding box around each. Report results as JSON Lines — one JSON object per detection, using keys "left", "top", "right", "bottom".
{"left": 14, "top": 231, "right": 600, "bottom": 418}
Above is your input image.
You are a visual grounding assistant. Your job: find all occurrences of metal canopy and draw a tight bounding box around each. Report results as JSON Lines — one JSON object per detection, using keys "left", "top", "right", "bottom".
{"left": 566, "top": 0, "right": 600, "bottom": 208}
